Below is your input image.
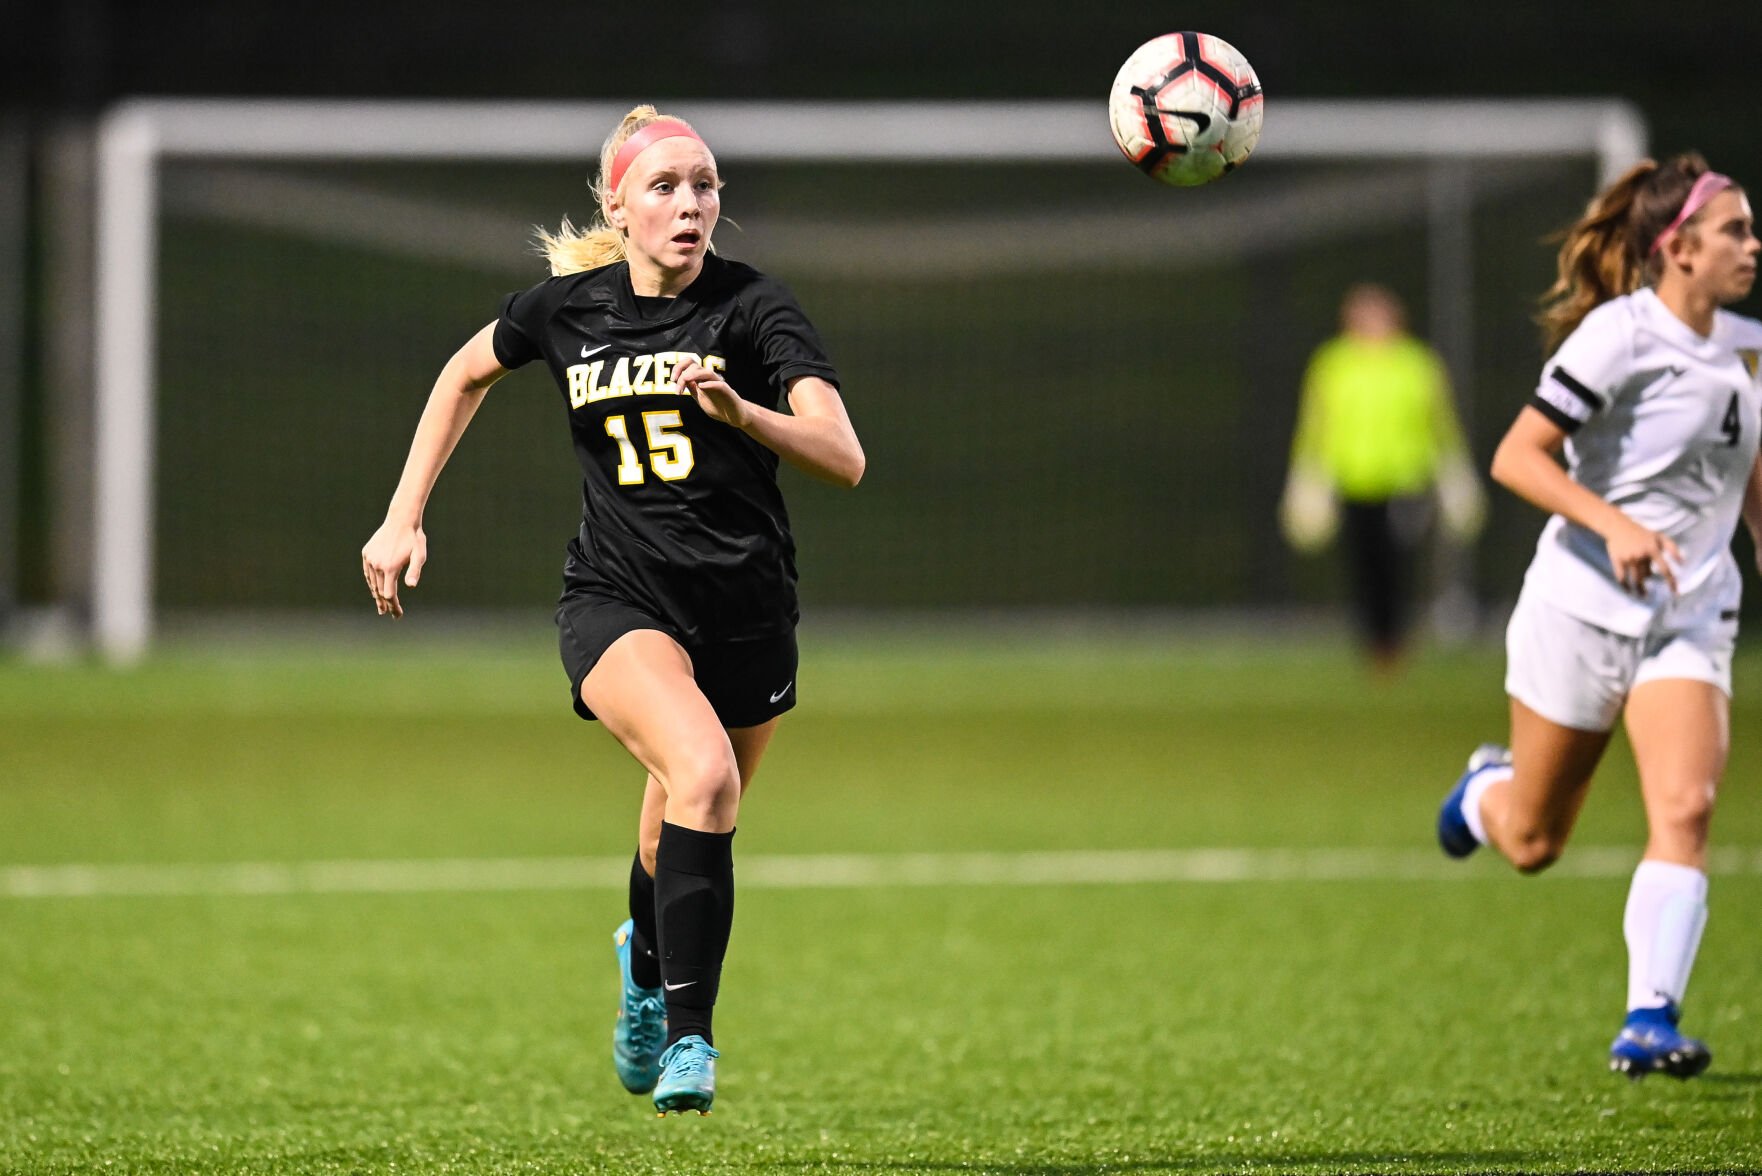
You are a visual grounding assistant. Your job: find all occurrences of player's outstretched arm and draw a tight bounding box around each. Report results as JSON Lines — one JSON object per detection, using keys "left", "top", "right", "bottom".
{"left": 362, "top": 323, "right": 507, "bottom": 617}
{"left": 677, "top": 363, "right": 865, "bottom": 488}
{"left": 1491, "top": 405, "right": 1681, "bottom": 597}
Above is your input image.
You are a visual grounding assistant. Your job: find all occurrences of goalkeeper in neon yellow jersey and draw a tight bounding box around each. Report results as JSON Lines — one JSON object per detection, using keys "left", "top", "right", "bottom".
{"left": 1280, "top": 283, "right": 1485, "bottom": 669}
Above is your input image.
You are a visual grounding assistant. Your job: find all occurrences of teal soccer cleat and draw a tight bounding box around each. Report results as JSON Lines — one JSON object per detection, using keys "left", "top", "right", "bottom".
{"left": 653, "top": 1034, "right": 719, "bottom": 1115}
{"left": 612, "top": 919, "right": 667, "bottom": 1094}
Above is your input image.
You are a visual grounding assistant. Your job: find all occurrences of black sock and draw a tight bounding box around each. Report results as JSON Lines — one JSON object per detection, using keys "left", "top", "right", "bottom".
{"left": 654, "top": 821, "right": 735, "bottom": 1048}
{"left": 627, "top": 850, "right": 662, "bottom": 991}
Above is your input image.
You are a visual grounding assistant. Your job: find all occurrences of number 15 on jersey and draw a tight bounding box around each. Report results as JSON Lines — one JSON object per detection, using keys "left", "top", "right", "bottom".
{"left": 604, "top": 411, "right": 695, "bottom": 484}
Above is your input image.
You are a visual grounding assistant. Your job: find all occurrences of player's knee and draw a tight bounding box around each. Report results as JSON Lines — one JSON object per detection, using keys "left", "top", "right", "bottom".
{"left": 663, "top": 743, "right": 741, "bottom": 826}
{"left": 1508, "top": 831, "right": 1566, "bottom": 874}
{"left": 1651, "top": 779, "right": 1717, "bottom": 845}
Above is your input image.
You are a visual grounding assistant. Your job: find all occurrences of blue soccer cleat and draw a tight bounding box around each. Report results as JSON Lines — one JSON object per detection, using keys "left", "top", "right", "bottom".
{"left": 653, "top": 1034, "right": 719, "bottom": 1115}
{"left": 1609, "top": 1003, "right": 1711, "bottom": 1080}
{"left": 1437, "top": 743, "right": 1511, "bottom": 859}
{"left": 612, "top": 919, "right": 667, "bottom": 1094}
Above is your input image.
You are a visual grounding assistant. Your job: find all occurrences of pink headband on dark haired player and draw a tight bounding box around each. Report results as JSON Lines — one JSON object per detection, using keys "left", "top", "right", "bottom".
{"left": 607, "top": 119, "right": 706, "bottom": 193}
{"left": 1650, "top": 171, "right": 1734, "bottom": 256}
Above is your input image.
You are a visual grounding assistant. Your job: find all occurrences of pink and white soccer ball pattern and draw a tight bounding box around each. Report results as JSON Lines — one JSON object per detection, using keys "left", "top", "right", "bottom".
{"left": 1109, "top": 32, "right": 1264, "bottom": 187}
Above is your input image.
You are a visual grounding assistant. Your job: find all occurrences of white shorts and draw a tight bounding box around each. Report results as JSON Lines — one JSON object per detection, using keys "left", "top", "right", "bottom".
{"left": 1504, "top": 590, "right": 1736, "bottom": 733}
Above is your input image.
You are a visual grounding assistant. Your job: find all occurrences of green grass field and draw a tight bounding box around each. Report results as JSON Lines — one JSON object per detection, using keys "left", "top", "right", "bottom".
{"left": 3, "top": 632, "right": 1759, "bottom": 1174}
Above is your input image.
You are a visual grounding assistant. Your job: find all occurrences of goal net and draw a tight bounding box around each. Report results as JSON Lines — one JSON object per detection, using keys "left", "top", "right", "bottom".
{"left": 92, "top": 98, "right": 1645, "bottom": 660}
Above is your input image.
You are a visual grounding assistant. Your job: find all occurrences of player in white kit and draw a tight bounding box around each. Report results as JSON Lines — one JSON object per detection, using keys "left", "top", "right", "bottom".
{"left": 1435, "top": 153, "right": 1762, "bottom": 1078}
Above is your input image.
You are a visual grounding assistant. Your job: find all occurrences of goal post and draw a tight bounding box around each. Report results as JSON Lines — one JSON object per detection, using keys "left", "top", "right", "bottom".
{"left": 91, "top": 97, "right": 1645, "bottom": 662}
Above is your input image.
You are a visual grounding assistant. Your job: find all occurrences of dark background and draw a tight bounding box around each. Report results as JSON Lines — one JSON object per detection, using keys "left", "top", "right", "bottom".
{"left": 9, "top": 2, "right": 1756, "bottom": 147}
{"left": 6, "top": 0, "right": 1761, "bottom": 630}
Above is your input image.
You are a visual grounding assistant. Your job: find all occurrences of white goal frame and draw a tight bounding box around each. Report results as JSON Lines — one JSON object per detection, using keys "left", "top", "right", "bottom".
{"left": 93, "top": 97, "right": 1645, "bottom": 662}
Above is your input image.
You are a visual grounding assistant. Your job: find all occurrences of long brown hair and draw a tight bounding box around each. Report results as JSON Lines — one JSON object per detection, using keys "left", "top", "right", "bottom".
{"left": 535, "top": 104, "right": 710, "bottom": 276}
{"left": 1537, "top": 152, "right": 1716, "bottom": 352}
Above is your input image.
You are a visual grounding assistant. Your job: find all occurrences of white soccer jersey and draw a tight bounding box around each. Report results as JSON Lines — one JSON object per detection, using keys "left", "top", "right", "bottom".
{"left": 1522, "top": 287, "right": 1762, "bottom": 636}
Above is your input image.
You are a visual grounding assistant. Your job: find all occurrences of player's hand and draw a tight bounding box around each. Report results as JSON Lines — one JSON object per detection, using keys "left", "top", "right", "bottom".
{"left": 361, "top": 519, "right": 426, "bottom": 618}
{"left": 675, "top": 359, "right": 749, "bottom": 429}
{"left": 1604, "top": 516, "right": 1681, "bottom": 598}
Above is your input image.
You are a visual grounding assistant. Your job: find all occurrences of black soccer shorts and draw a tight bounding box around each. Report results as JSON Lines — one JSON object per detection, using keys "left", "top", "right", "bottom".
{"left": 555, "top": 592, "right": 798, "bottom": 728}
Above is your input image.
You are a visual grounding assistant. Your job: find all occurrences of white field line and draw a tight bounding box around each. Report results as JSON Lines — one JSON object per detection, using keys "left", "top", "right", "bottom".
{"left": 5, "top": 846, "right": 1762, "bottom": 900}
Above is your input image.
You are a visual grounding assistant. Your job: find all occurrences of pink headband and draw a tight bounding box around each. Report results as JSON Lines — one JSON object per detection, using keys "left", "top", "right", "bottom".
{"left": 606, "top": 119, "right": 706, "bottom": 194}
{"left": 1650, "top": 171, "right": 1734, "bottom": 256}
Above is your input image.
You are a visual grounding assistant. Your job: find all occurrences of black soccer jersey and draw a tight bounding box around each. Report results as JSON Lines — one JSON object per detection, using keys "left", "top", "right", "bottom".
{"left": 492, "top": 253, "right": 840, "bottom": 644}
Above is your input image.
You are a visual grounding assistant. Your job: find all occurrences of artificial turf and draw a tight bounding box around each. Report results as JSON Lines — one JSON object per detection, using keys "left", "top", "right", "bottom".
{"left": 2, "top": 633, "right": 1758, "bottom": 1174}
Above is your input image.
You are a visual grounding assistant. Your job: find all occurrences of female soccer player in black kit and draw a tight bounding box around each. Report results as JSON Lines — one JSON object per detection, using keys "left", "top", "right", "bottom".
{"left": 361, "top": 105, "right": 865, "bottom": 1115}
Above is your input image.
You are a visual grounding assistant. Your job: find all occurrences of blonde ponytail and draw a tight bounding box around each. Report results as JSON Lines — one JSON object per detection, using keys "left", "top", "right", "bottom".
{"left": 535, "top": 216, "right": 625, "bottom": 277}
{"left": 537, "top": 104, "right": 708, "bottom": 276}
{"left": 1537, "top": 152, "right": 1713, "bottom": 352}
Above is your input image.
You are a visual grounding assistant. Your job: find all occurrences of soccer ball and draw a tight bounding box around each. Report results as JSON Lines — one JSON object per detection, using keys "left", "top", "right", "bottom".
{"left": 1108, "top": 32, "right": 1264, "bottom": 187}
